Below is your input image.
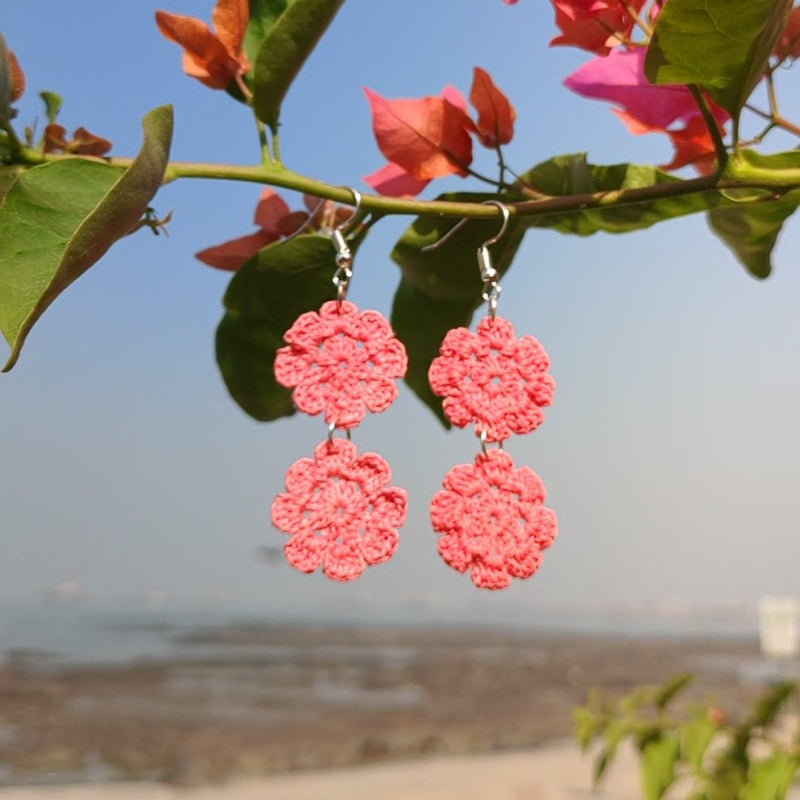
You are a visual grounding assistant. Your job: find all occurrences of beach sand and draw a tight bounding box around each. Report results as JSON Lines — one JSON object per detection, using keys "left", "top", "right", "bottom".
{"left": 3, "top": 740, "right": 800, "bottom": 800}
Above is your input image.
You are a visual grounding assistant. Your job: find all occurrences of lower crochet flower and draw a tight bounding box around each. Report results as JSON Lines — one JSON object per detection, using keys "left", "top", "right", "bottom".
{"left": 274, "top": 300, "right": 407, "bottom": 429}
{"left": 271, "top": 438, "right": 407, "bottom": 581}
{"left": 428, "top": 315, "right": 554, "bottom": 443}
{"left": 430, "top": 449, "right": 556, "bottom": 590}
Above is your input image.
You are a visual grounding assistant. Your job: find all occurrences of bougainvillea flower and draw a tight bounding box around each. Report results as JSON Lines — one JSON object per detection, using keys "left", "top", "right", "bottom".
{"left": 774, "top": 6, "right": 800, "bottom": 62}
{"left": 550, "top": 0, "right": 647, "bottom": 55}
{"left": 43, "top": 124, "right": 112, "bottom": 156}
{"left": 564, "top": 49, "right": 714, "bottom": 130}
{"left": 272, "top": 438, "right": 407, "bottom": 582}
{"left": 196, "top": 188, "right": 290, "bottom": 271}
{"left": 613, "top": 109, "right": 726, "bottom": 174}
{"left": 363, "top": 162, "right": 431, "bottom": 198}
{"left": 469, "top": 67, "right": 516, "bottom": 148}
{"left": 430, "top": 449, "right": 557, "bottom": 590}
{"left": 364, "top": 85, "right": 475, "bottom": 181}
{"left": 7, "top": 49, "right": 24, "bottom": 102}
{"left": 274, "top": 300, "right": 407, "bottom": 429}
{"left": 155, "top": 0, "right": 249, "bottom": 90}
{"left": 428, "top": 315, "right": 554, "bottom": 443}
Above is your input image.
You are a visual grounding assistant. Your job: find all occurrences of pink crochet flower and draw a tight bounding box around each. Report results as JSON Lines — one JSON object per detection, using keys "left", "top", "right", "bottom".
{"left": 428, "top": 315, "right": 554, "bottom": 443}
{"left": 274, "top": 300, "right": 407, "bottom": 429}
{"left": 430, "top": 449, "right": 556, "bottom": 590}
{"left": 271, "top": 438, "right": 407, "bottom": 581}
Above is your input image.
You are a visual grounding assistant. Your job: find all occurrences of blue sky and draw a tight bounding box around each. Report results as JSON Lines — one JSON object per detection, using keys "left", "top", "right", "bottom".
{"left": 2, "top": 1, "right": 800, "bottom": 624}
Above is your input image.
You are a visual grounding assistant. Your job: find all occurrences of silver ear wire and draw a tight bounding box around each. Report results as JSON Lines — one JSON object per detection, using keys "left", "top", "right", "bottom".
{"left": 420, "top": 199, "right": 510, "bottom": 253}
{"left": 421, "top": 200, "right": 510, "bottom": 319}
{"left": 330, "top": 189, "right": 362, "bottom": 303}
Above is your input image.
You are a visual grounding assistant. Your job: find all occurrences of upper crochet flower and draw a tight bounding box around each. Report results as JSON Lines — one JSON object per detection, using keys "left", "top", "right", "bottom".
{"left": 271, "top": 438, "right": 407, "bottom": 582}
{"left": 274, "top": 300, "right": 407, "bottom": 429}
{"left": 428, "top": 315, "right": 554, "bottom": 443}
{"left": 430, "top": 449, "right": 556, "bottom": 590}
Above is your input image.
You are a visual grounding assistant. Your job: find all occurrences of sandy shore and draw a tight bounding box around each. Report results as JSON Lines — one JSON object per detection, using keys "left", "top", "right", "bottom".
{"left": 0, "top": 741, "right": 642, "bottom": 799}
{"left": 3, "top": 740, "right": 800, "bottom": 800}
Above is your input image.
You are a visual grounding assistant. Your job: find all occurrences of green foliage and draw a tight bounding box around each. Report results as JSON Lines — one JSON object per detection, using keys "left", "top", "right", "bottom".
{"left": 215, "top": 235, "right": 339, "bottom": 421}
{"left": 516, "top": 154, "right": 729, "bottom": 236}
{"left": 642, "top": 734, "right": 681, "bottom": 800}
{"left": 645, "top": 0, "right": 793, "bottom": 119}
{"left": 38, "top": 90, "right": 61, "bottom": 126}
{"left": 655, "top": 673, "right": 694, "bottom": 710}
{"left": 576, "top": 676, "right": 800, "bottom": 800}
{"left": 0, "top": 104, "right": 172, "bottom": 371}
{"left": 253, "top": 0, "right": 345, "bottom": 133}
{"left": 390, "top": 192, "right": 527, "bottom": 424}
{"left": 682, "top": 709, "right": 718, "bottom": 770}
{"left": 708, "top": 194, "right": 800, "bottom": 279}
{"left": 741, "top": 753, "right": 800, "bottom": 800}
{"left": 225, "top": 0, "right": 290, "bottom": 104}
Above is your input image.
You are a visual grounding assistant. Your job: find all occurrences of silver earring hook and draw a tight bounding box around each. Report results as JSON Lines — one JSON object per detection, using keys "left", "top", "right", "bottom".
{"left": 331, "top": 189, "right": 362, "bottom": 304}
{"left": 420, "top": 200, "right": 510, "bottom": 319}
{"left": 420, "top": 200, "right": 510, "bottom": 253}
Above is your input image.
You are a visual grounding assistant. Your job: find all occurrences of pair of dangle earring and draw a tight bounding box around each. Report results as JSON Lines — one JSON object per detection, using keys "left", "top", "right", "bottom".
{"left": 270, "top": 192, "right": 408, "bottom": 581}
{"left": 426, "top": 204, "right": 558, "bottom": 590}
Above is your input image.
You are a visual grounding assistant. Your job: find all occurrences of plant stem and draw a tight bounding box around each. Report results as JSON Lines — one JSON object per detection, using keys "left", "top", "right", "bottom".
{"left": 688, "top": 85, "right": 728, "bottom": 167}
{"left": 15, "top": 145, "right": 800, "bottom": 222}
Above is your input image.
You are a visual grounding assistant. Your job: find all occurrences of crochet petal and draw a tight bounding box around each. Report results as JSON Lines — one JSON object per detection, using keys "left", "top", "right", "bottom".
{"left": 291, "top": 374, "right": 330, "bottom": 417}
{"left": 323, "top": 535, "right": 366, "bottom": 581}
{"left": 360, "top": 522, "right": 400, "bottom": 565}
{"left": 437, "top": 531, "right": 472, "bottom": 573}
{"left": 362, "top": 375, "right": 399, "bottom": 414}
{"left": 471, "top": 560, "right": 512, "bottom": 590}
{"left": 284, "top": 531, "right": 326, "bottom": 573}
{"left": 369, "top": 487, "right": 408, "bottom": 528}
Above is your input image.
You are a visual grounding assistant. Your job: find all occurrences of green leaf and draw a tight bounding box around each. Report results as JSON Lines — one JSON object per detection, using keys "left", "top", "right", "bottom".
{"left": 516, "top": 154, "right": 727, "bottom": 236}
{"left": 645, "top": 0, "right": 793, "bottom": 117}
{"left": 747, "top": 681, "right": 796, "bottom": 728}
{"left": 741, "top": 752, "right": 799, "bottom": 800}
{"left": 253, "top": 0, "right": 345, "bottom": 133}
{"left": 655, "top": 673, "right": 694, "bottom": 710}
{"left": 0, "top": 163, "right": 24, "bottom": 204}
{"left": 215, "top": 235, "right": 338, "bottom": 421}
{"left": 641, "top": 735, "right": 681, "bottom": 800}
{"left": 573, "top": 706, "right": 600, "bottom": 752}
{"left": 593, "top": 748, "right": 612, "bottom": 786}
{"left": 39, "top": 91, "right": 62, "bottom": 126}
{"left": 390, "top": 192, "right": 527, "bottom": 424}
{"left": 681, "top": 710, "right": 719, "bottom": 771}
{"left": 707, "top": 193, "right": 800, "bottom": 279}
{"left": 226, "top": 0, "right": 290, "bottom": 104}
{"left": 0, "top": 104, "right": 172, "bottom": 371}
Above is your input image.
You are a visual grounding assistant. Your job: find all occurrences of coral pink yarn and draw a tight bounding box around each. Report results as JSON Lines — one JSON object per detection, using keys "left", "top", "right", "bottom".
{"left": 274, "top": 300, "right": 407, "bottom": 429}
{"left": 428, "top": 315, "right": 554, "bottom": 443}
{"left": 430, "top": 449, "right": 556, "bottom": 590}
{"left": 272, "top": 438, "right": 407, "bottom": 581}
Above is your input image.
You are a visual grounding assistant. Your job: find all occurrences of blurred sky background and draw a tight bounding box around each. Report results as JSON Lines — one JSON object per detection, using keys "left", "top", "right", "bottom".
{"left": 2, "top": 1, "right": 800, "bottom": 627}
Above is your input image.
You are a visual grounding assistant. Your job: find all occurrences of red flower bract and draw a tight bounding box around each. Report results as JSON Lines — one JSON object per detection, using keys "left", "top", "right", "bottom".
{"left": 550, "top": 0, "right": 647, "bottom": 55}
{"left": 428, "top": 315, "right": 554, "bottom": 443}
{"left": 430, "top": 450, "right": 557, "bottom": 590}
{"left": 272, "top": 438, "right": 407, "bottom": 581}
{"left": 274, "top": 300, "right": 408, "bottom": 429}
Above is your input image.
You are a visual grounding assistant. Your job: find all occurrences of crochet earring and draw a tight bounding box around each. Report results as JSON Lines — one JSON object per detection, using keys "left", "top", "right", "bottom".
{"left": 426, "top": 203, "right": 557, "bottom": 590}
{"left": 270, "top": 191, "right": 408, "bottom": 581}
